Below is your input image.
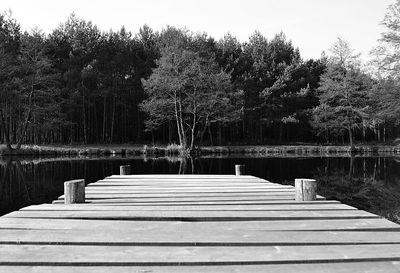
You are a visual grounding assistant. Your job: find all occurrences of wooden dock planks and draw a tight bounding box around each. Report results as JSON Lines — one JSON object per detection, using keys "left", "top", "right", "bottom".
{"left": 0, "top": 174, "right": 400, "bottom": 272}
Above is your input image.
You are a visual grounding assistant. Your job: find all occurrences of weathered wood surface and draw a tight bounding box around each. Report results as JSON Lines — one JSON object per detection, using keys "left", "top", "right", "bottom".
{"left": 295, "top": 178, "right": 317, "bottom": 201}
{"left": 63, "top": 179, "right": 85, "bottom": 204}
{"left": 0, "top": 174, "right": 399, "bottom": 272}
{"left": 3, "top": 263, "right": 400, "bottom": 273}
{"left": 22, "top": 203, "right": 357, "bottom": 210}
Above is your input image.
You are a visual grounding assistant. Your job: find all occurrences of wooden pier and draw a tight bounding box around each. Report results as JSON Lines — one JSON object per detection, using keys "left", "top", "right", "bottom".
{"left": 1, "top": 172, "right": 400, "bottom": 272}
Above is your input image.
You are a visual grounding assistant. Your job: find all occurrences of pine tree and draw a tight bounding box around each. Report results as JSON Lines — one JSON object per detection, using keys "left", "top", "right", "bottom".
{"left": 312, "top": 38, "right": 371, "bottom": 149}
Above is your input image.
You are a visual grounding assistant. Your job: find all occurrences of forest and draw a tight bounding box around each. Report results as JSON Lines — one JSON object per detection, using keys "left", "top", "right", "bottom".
{"left": 1, "top": 1, "right": 400, "bottom": 152}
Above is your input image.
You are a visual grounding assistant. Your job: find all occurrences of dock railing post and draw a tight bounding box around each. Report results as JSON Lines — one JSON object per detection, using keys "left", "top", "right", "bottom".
{"left": 120, "top": 165, "right": 131, "bottom": 175}
{"left": 235, "top": 164, "right": 245, "bottom": 176}
{"left": 64, "top": 179, "right": 85, "bottom": 204}
{"left": 295, "top": 178, "right": 317, "bottom": 201}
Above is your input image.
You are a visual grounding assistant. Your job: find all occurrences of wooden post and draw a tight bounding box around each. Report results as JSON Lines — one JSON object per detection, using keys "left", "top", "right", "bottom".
{"left": 295, "top": 178, "right": 317, "bottom": 201}
{"left": 64, "top": 179, "right": 85, "bottom": 204}
{"left": 120, "top": 165, "right": 131, "bottom": 175}
{"left": 235, "top": 164, "right": 245, "bottom": 176}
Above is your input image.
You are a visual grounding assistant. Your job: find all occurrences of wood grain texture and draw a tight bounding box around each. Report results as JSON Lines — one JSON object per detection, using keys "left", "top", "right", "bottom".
{"left": 295, "top": 179, "right": 317, "bottom": 201}
{"left": 63, "top": 180, "right": 85, "bottom": 204}
{"left": 0, "top": 244, "right": 400, "bottom": 265}
{"left": 1, "top": 174, "right": 399, "bottom": 272}
{"left": 3, "top": 263, "right": 400, "bottom": 273}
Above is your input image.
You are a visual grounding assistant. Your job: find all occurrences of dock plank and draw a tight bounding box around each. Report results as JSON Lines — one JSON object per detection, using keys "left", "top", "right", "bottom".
{"left": 64, "top": 198, "right": 328, "bottom": 203}
{"left": 0, "top": 218, "right": 397, "bottom": 231}
{"left": 1, "top": 174, "right": 399, "bottom": 272}
{"left": 0, "top": 244, "right": 400, "bottom": 265}
{"left": 1, "top": 229, "right": 400, "bottom": 245}
{"left": 21, "top": 203, "right": 357, "bottom": 211}
{"left": 3, "top": 263, "right": 400, "bottom": 273}
{"left": 57, "top": 195, "right": 327, "bottom": 202}
{"left": 3, "top": 209, "right": 378, "bottom": 221}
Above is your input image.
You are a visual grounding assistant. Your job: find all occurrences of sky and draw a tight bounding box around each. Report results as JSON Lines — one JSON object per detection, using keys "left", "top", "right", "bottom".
{"left": 0, "top": 0, "right": 394, "bottom": 60}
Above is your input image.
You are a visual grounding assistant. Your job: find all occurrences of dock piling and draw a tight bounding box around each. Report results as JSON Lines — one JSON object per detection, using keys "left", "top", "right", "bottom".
{"left": 235, "top": 164, "right": 245, "bottom": 176}
{"left": 64, "top": 179, "right": 85, "bottom": 204}
{"left": 120, "top": 165, "right": 131, "bottom": 175}
{"left": 295, "top": 178, "right": 317, "bottom": 201}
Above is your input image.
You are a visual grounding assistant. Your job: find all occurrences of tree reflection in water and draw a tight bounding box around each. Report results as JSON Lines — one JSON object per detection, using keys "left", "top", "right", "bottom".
{"left": 0, "top": 156, "right": 194, "bottom": 216}
{"left": 312, "top": 156, "right": 400, "bottom": 223}
{"left": 0, "top": 155, "right": 400, "bottom": 223}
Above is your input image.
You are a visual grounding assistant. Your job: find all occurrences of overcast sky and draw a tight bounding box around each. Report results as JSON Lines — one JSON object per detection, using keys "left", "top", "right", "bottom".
{"left": 0, "top": 0, "right": 394, "bottom": 60}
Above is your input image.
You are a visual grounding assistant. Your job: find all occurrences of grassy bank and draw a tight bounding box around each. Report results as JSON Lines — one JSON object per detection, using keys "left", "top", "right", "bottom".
{"left": 0, "top": 143, "right": 184, "bottom": 156}
{"left": 200, "top": 145, "right": 400, "bottom": 155}
{"left": 1, "top": 144, "right": 400, "bottom": 156}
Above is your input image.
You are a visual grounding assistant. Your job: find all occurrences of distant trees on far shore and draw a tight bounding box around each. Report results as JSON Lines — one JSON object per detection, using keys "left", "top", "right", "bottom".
{"left": 1, "top": 2, "right": 400, "bottom": 151}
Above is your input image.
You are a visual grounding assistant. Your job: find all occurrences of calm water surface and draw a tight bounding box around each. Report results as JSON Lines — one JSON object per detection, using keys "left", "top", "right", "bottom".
{"left": 1, "top": 155, "right": 400, "bottom": 223}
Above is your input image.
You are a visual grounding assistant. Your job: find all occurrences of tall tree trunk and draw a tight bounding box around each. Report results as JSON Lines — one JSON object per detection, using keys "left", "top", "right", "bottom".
{"left": 377, "top": 124, "right": 381, "bottom": 142}
{"left": 124, "top": 104, "right": 128, "bottom": 142}
{"left": 178, "top": 158, "right": 187, "bottom": 174}
{"left": 208, "top": 125, "right": 213, "bottom": 146}
{"left": 81, "top": 85, "right": 87, "bottom": 144}
{"left": 362, "top": 121, "right": 366, "bottom": 142}
{"left": 136, "top": 105, "right": 141, "bottom": 141}
{"left": 15, "top": 109, "right": 31, "bottom": 150}
{"left": 178, "top": 92, "right": 187, "bottom": 149}
{"left": 190, "top": 157, "right": 195, "bottom": 174}
{"left": 325, "top": 130, "right": 329, "bottom": 144}
{"left": 189, "top": 87, "right": 197, "bottom": 151}
{"left": 168, "top": 121, "right": 173, "bottom": 143}
{"left": 109, "top": 95, "right": 116, "bottom": 143}
{"left": 190, "top": 124, "right": 196, "bottom": 151}
{"left": 0, "top": 109, "right": 13, "bottom": 151}
{"left": 348, "top": 127, "right": 355, "bottom": 151}
{"left": 189, "top": 110, "right": 196, "bottom": 151}
{"left": 174, "top": 93, "right": 183, "bottom": 147}
{"left": 16, "top": 78, "right": 35, "bottom": 150}
{"left": 10, "top": 107, "right": 14, "bottom": 143}
{"left": 93, "top": 101, "right": 98, "bottom": 143}
{"left": 383, "top": 124, "right": 386, "bottom": 143}
{"left": 102, "top": 95, "right": 107, "bottom": 142}
{"left": 242, "top": 119, "right": 245, "bottom": 143}
{"left": 218, "top": 122, "right": 222, "bottom": 145}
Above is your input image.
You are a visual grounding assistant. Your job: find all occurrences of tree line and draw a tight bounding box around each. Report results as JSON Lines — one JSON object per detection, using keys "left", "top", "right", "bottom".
{"left": 1, "top": 1, "right": 400, "bottom": 152}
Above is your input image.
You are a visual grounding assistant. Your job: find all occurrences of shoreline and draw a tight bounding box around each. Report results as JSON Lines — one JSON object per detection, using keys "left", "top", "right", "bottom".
{"left": 1, "top": 144, "right": 400, "bottom": 156}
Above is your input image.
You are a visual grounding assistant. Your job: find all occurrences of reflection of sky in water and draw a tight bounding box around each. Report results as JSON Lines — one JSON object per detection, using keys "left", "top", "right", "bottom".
{"left": 1, "top": 155, "right": 400, "bottom": 222}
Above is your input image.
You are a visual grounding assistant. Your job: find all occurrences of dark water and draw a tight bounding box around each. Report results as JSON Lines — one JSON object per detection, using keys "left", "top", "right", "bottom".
{"left": 1, "top": 155, "right": 400, "bottom": 223}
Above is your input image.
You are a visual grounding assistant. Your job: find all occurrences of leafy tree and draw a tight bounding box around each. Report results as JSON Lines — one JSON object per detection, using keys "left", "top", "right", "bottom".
{"left": 312, "top": 38, "right": 372, "bottom": 149}
{"left": 17, "top": 30, "right": 64, "bottom": 146}
{"left": 372, "top": 0, "right": 400, "bottom": 77}
{"left": 373, "top": 79, "right": 400, "bottom": 124}
{"left": 141, "top": 35, "right": 240, "bottom": 151}
{"left": 96, "top": 28, "right": 133, "bottom": 143}
{"left": 49, "top": 14, "right": 102, "bottom": 143}
{"left": 242, "top": 32, "right": 308, "bottom": 142}
{"left": 260, "top": 60, "right": 325, "bottom": 142}
{"left": 369, "top": 78, "right": 400, "bottom": 141}
{"left": 0, "top": 12, "right": 21, "bottom": 150}
{"left": 0, "top": 11, "right": 63, "bottom": 151}
{"left": 216, "top": 33, "right": 249, "bottom": 83}
{"left": 2, "top": 11, "right": 363, "bottom": 146}
{"left": 370, "top": 1, "right": 400, "bottom": 141}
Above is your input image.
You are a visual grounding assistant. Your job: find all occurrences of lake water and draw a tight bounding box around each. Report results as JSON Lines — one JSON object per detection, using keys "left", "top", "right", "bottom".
{"left": 1, "top": 155, "right": 400, "bottom": 223}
